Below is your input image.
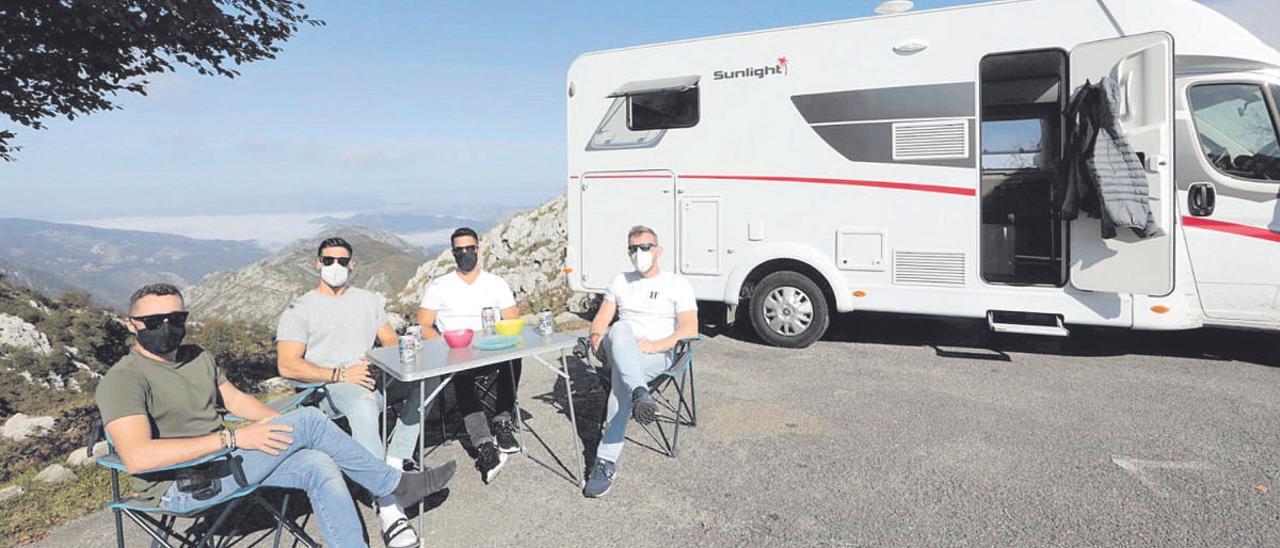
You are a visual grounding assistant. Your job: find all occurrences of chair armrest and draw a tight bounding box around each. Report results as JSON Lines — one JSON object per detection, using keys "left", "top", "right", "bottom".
{"left": 98, "top": 447, "right": 235, "bottom": 475}
{"left": 287, "top": 380, "right": 326, "bottom": 389}
{"left": 224, "top": 387, "right": 317, "bottom": 424}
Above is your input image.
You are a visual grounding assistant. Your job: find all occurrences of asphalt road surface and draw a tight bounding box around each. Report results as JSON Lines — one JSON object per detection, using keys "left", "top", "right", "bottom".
{"left": 36, "top": 314, "right": 1280, "bottom": 547}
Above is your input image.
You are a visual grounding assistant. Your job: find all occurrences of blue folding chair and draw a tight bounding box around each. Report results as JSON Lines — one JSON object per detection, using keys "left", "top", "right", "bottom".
{"left": 90, "top": 387, "right": 321, "bottom": 548}
{"left": 575, "top": 335, "right": 700, "bottom": 457}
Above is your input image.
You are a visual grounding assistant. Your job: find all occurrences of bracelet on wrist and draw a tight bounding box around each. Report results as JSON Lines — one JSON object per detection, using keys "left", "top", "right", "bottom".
{"left": 229, "top": 429, "right": 237, "bottom": 451}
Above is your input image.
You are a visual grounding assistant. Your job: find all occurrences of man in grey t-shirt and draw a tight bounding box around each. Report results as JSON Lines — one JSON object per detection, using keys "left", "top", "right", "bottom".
{"left": 276, "top": 237, "right": 425, "bottom": 548}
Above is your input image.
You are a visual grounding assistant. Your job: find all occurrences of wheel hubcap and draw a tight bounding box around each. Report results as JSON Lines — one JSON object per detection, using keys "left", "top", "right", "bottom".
{"left": 762, "top": 286, "right": 814, "bottom": 336}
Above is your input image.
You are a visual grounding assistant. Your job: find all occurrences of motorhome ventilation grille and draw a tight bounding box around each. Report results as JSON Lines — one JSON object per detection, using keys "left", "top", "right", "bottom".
{"left": 891, "top": 119, "right": 970, "bottom": 161}
{"left": 893, "top": 251, "right": 966, "bottom": 287}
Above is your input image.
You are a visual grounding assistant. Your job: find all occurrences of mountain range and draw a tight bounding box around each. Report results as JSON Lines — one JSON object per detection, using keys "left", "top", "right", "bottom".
{"left": 186, "top": 226, "right": 428, "bottom": 326}
{"left": 0, "top": 219, "right": 267, "bottom": 310}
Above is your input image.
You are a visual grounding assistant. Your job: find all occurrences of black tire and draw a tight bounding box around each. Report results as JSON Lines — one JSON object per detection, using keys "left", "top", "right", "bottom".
{"left": 748, "top": 271, "right": 831, "bottom": 348}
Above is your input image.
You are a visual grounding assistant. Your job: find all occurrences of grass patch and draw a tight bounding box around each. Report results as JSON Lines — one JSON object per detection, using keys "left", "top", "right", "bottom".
{"left": 0, "top": 465, "right": 114, "bottom": 546}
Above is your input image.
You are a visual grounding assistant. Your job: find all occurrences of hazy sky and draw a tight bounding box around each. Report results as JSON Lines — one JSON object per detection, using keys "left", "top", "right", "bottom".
{"left": 0, "top": 0, "right": 1273, "bottom": 223}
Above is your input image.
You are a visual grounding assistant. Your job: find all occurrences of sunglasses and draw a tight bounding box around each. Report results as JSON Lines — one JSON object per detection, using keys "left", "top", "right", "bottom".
{"left": 452, "top": 245, "right": 478, "bottom": 254}
{"left": 130, "top": 311, "right": 189, "bottom": 330}
{"left": 319, "top": 256, "right": 352, "bottom": 267}
{"left": 627, "top": 243, "right": 656, "bottom": 253}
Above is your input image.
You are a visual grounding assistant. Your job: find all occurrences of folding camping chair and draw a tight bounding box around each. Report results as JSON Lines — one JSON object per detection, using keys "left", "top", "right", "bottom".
{"left": 574, "top": 335, "right": 700, "bottom": 457}
{"left": 89, "top": 387, "right": 322, "bottom": 548}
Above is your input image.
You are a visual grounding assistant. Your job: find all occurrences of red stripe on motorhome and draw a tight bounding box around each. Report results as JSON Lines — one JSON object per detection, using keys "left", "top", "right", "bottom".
{"left": 570, "top": 174, "right": 976, "bottom": 196}
{"left": 1182, "top": 216, "right": 1280, "bottom": 243}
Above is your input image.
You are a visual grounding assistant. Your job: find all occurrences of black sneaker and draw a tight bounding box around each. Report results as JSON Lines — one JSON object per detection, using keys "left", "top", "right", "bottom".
{"left": 475, "top": 441, "right": 507, "bottom": 484}
{"left": 631, "top": 387, "right": 658, "bottom": 425}
{"left": 493, "top": 417, "right": 520, "bottom": 454}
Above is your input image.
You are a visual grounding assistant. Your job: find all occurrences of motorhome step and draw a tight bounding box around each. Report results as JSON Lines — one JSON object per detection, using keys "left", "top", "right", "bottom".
{"left": 986, "top": 311, "right": 1070, "bottom": 337}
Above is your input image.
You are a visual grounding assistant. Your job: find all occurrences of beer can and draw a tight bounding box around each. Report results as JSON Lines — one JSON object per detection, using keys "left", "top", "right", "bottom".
{"left": 398, "top": 334, "right": 417, "bottom": 364}
{"left": 538, "top": 310, "right": 555, "bottom": 336}
{"left": 481, "top": 307, "right": 497, "bottom": 336}
{"left": 406, "top": 324, "right": 422, "bottom": 340}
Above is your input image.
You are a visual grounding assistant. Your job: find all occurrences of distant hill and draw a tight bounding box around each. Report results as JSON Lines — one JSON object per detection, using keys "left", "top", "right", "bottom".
{"left": 187, "top": 226, "right": 428, "bottom": 327}
{"left": 0, "top": 219, "right": 267, "bottom": 310}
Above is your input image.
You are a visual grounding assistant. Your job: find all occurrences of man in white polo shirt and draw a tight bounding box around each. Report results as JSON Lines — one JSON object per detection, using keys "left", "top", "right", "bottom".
{"left": 582, "top": 225, "right": 698, "bottom": 498}
{"left": 417, "top": 227, "right": 523, "bottom": 485}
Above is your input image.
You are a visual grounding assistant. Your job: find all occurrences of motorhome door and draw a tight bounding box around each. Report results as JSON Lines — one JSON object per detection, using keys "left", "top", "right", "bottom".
{"left": 1067, "top": 33, "right": 1175, "bottom": 296}
{"left": 577, "top": 170, "right": 676, "bottom": 290}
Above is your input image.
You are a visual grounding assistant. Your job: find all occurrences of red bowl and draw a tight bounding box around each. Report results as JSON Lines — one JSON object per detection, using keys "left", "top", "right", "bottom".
{"left": 443, "top": 329, "right": 474, "bottom": 348}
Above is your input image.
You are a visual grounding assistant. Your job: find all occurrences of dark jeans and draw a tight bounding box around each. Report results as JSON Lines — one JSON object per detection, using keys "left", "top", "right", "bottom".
{"left": 452, "top": 359, "right": 522, "bottom": 446}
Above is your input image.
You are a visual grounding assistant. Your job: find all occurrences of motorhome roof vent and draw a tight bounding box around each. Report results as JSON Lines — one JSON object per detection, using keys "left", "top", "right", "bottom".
{"left": 875, "top": 1, "right": 913, "bottom": 15}
{"left": 893, "top": 250, "right": 966, "bottom": 287}
{"left": 891, "top": 119, "right": 970, "bottom": 161}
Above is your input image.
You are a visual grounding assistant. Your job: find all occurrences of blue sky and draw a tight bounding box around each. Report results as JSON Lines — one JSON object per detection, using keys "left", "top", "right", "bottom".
{"left": 0, "top": 0, "right": 1270, "bottom": 229}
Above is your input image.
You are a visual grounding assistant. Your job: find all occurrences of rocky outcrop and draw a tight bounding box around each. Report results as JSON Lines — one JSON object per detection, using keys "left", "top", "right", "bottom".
{"left": 188, "top": 226, "right": 427, "bottom": 327}
{"left": 0, "top": 314, "right": 52, "bottom": 357}
{"left": 397, "top": 196, "right": 592, "bottom": 319}
{"left": 1, "top": 413, "right": 55, "bottom": 441}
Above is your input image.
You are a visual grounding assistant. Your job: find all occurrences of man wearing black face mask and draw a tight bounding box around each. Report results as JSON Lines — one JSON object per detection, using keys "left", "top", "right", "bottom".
{"left": 417, "top": 227, "right": 523, "bottom": 484}
{"left": 95, "top": 284, "right": 455, "bottom": 548}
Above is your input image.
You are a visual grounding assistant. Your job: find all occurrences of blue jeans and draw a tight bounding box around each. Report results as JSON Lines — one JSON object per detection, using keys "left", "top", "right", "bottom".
{"left": 326, "top": 379, "right": 427, "bottom": 461}
{"left": 595, "top": 321, "right": 671, "bottom": 464}
{"left": 160, "top": 407, "right": 401, "bottom": 548}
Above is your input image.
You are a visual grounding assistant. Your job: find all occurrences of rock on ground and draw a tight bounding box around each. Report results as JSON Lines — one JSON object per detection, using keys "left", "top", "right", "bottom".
{"left": 34, "top": 464, "right": 75, "bottom": 484}
{"left": 1, "top": 413, "right": 56, "bottom": 441}
{"left": 66, "top": 442, "right": 110, "bottom": 467}
{"left": 0, "top": 313, "right": 52, "bottom": 356}
{"left": 0, "top": 485, "right": 23, "bottom": 504}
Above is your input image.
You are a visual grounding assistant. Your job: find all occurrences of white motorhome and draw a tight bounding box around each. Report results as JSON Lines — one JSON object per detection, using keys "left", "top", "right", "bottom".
{"left": 566, "top": 0, "right": 1280, "bottom": 347}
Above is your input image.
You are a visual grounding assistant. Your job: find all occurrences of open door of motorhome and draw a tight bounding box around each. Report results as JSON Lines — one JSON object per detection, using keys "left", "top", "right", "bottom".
{"left": 1067, "top": 33, "right": 1176, "bottom": 296}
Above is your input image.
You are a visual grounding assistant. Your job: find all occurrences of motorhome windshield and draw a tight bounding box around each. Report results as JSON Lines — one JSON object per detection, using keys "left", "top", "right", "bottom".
{"left": 1188, "top": 83, "right": 1280, "bottom": 182}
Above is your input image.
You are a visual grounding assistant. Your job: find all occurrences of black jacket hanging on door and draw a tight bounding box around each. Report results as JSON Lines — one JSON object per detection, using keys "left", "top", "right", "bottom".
{"left": 1056, "top": 77, "right": 1164, "bottom": 239}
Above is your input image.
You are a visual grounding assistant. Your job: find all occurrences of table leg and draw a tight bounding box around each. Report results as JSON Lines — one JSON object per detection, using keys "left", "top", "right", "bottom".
{"left": 559, "top": 348, "right": 585, "bottom": 488}
{"left": 509, "top": 360, "right": 528, "bottom": 453}
{"left": 413, "top": 374, "right": 451, "bottom": 546}
{"left": 418, "top": 377, "right": 425, "bottom": 545}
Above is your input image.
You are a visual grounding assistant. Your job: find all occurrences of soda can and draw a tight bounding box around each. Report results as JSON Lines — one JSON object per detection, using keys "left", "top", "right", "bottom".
{"left": 481, "top": 307, "right": 497, "bottom": 336}
{"left": 406, "top": 324, "right": 422, "bottom": 340}
{"left": 398, "top": 334, "right": 417, "bottom": 364}
{"left": 538, "top": 310, "right": 555, "bottom": 336}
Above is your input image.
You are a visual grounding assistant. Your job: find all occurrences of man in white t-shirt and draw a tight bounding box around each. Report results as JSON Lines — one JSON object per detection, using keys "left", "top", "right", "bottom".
{"left": 417, "top": 227, "right": 523, "bottom": 485}
{"left": 582, "top": 225, "right": 698, "bottom": 498}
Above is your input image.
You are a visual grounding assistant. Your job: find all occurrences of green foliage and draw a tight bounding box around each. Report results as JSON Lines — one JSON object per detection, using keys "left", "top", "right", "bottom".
{"left": 0, "top": 404, "right": 96, "bottom": 484}
{"left": 0, "top": 0, "right": 321, "bottom": 160}
{"left": 187, "top": 319, "right": 278, "bottom": 394}
{"left": 0, "top": 465, "right": 114, "bottom": 546}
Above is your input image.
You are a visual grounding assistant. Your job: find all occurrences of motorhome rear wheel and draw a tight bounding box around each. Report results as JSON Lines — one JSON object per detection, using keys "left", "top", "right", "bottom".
{"left": 749, "top": 271, "right": 831, "bottom": 348}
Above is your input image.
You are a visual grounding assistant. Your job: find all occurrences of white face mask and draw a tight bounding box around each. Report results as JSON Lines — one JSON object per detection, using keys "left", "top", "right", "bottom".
{"left": 630, "top": 249, "right": 654, "bottom": 274}
{"left": 321, "top": 263, "right": 350, "bottom": 288}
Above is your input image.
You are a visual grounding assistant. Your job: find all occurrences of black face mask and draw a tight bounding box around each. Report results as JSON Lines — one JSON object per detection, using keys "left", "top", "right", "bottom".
{"left": 136, "top": 321, "right": 186, "bottom": 356}
{"left": 454, "top": 250, "right": 479, "bottom": 273}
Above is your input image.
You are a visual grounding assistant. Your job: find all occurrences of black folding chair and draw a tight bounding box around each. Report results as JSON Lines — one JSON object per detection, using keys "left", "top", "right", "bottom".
{"left": 575, "top": 335, "right": 700, "bottom": 457}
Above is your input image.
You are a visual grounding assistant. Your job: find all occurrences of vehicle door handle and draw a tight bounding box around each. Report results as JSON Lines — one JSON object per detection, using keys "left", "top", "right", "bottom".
{"left": 1187, "top": 182, "right": 1216, "bottom": 217}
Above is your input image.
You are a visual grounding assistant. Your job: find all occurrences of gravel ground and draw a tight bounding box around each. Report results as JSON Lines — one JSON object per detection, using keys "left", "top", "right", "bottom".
{"left": 35, "top": 313, "right": 1280, "bottom": 547}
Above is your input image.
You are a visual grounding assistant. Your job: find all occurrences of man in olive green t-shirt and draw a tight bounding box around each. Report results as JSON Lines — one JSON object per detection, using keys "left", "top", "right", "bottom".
{"left": 95, "top": 283, "right": 455, "bottom": 548}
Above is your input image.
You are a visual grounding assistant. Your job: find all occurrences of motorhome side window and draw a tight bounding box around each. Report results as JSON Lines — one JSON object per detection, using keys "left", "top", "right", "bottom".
{"left": 627, "top": 87, "right": 699, "bottom": 131}
{"left": 1188, "top": 83, "right": 1280, "bottom": 182}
